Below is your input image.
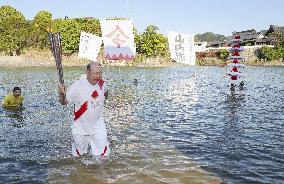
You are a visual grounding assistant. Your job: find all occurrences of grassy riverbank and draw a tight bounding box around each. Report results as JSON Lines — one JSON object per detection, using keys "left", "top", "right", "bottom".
{"left": 0, "top": 49, "right": 283, "bottom": 67}
{"left": 0, "top": 48, "right": 175, "bottom": 67}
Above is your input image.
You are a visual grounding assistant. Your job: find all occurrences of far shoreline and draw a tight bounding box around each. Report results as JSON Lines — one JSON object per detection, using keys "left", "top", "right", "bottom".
{"left": 0, "top": 55, "right": 177, "bottom": 68}
{"left": 0, "top": 55, "right": 283, "bottom": 68}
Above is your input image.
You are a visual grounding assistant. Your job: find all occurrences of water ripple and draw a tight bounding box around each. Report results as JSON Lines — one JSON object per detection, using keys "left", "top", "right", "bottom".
{"left": 0, "top": 66, "right": 283, "bottom": 183}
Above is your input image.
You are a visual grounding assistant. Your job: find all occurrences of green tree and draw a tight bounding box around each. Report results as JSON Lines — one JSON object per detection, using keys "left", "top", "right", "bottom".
{"left": 75, "top": 17, "right": 101, "bottom": 36}
{"left": 259, "top": 46, "right": 278, "bottom": 61}
{"left": 219, "top": 49, "right": 229, "bottom": 60}
{"left": 0, "top": 5, "right": 29, "bottom": 55}
{"left": 30, "top": 11, "right": 52, "bottom": 48}
{"left": 136, "top": 25, "right": 169, "bottom": 57}
{"left": 259, "top": 33, "right": 284, "bottom": 61}
{"left": 52, "top": 18, "right": 81, "bottom": 54}
{"left": 277, "top": 34, "right": 284, "bottom": 60}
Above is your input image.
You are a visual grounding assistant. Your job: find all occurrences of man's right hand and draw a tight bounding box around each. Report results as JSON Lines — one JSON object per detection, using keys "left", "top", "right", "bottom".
{"left": 58, "top": 84, "right": 67, "bottom": 105}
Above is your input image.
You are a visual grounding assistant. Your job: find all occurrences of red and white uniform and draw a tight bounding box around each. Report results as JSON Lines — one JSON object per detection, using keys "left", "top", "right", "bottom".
{"left": 66, "top": 79, "right": 110, "bottom": 157}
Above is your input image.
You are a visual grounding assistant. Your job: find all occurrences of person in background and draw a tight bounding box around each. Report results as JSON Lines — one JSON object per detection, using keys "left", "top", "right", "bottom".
{"left": 239, "top": 81, "right": 245, "bottom": 90}
{"left": 133, "top": 78, "right": 138, "bottom": 85}
{"left": 2, "top": 87, "right": 24, "bottom": 108}
{"left": 58, "top": 62, "right": 110, "bottom": 157}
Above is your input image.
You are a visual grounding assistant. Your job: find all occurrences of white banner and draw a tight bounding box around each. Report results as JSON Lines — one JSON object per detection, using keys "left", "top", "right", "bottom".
{"left": 78, "top": 31, "right": 102, "bottom": 62}
{"left": 100, "top": 20, "right": 135, "bottom": 60}
{"left": 168, "top": 31, "right": 196, "bottom": 65}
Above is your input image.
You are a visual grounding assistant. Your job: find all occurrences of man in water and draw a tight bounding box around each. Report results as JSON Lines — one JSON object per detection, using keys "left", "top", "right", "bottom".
{"left": 133, "top": 78, "right": 138, "bottom": 85}
{"left": 2, "top": 87, "right": 24, "bottom": 108}
{"left": 239, "top": 81, "right": 245, "bottom": 90}
{"left": 58, "top": 62, "right": 110, "bottom": 157}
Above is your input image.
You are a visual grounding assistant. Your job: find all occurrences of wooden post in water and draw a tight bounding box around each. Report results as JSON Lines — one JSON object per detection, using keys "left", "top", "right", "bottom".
{"left": 48, "top": 32, "right": 66, "bottom": 102}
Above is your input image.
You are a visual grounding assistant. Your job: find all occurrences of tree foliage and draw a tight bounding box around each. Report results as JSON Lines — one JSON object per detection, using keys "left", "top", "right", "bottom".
{"left": 0, "top": 5, "right": 29, "bottom": 55}
{"left": 219, "top": 49, "right": 229, "bottom": 60}
{"left": 259, "top": 46, "right": 284, "bottom": 61}
{"left": 259, "top": 33, "right": 284, "bottom": 61}
{"left": 52, "top": 18, "right": 81, "bottom": 54}
{"left": 0, "top": 6, "right": 170, "bottom": 59}
{"left": 30, "top": 11, "right": 52, "bottom": 49}
{"left": 75, "top": 17, "right": 101, "bottom": 36}
{"left": 135, "top": 25, "right": 169, "bottom": 57}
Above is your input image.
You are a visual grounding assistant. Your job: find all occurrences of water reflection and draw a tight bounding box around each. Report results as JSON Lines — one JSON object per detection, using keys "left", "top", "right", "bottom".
{"left": 222, "top": 84, "right": 246, "bottom": 146}
{"left": 226, "top": 85, "right": 246, "bottom": 117}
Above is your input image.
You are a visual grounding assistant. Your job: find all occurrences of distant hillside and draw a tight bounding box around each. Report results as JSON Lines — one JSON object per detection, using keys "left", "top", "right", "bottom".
{"left": 195, "top": 32, "right": 228, "bottom": 42}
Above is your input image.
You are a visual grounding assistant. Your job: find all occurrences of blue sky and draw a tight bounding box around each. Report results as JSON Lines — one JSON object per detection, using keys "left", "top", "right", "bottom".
{"left": 1, "top": 0, "right": 284, "bottom": 36}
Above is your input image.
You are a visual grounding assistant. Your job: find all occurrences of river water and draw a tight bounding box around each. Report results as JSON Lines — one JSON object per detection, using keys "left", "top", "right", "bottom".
{"left": 0, "top": 65, "right": 283, "bottom": 184}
